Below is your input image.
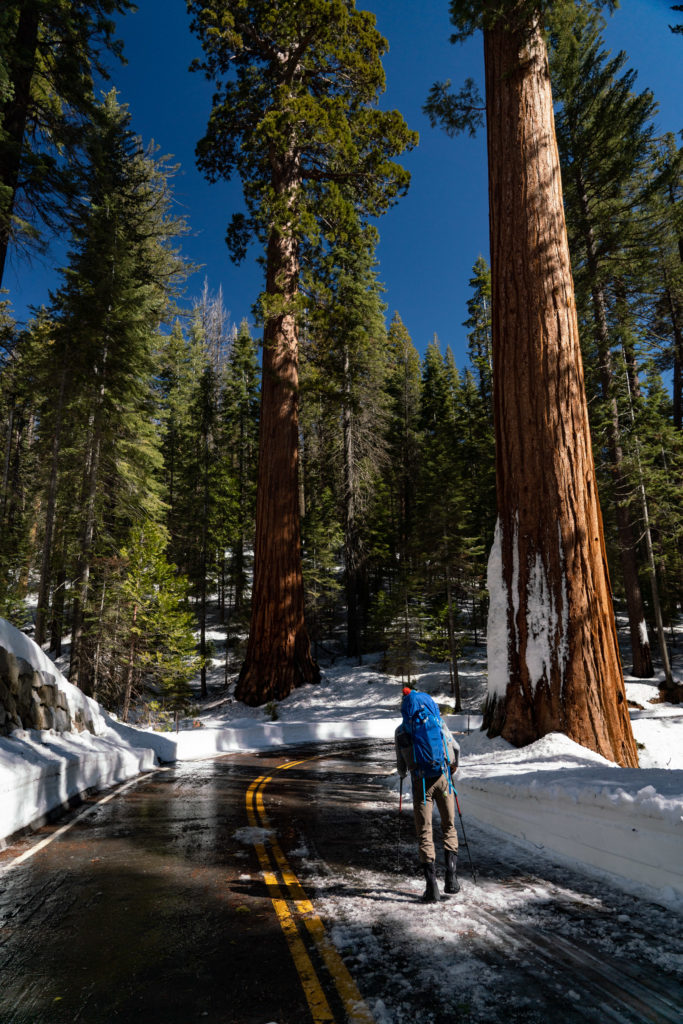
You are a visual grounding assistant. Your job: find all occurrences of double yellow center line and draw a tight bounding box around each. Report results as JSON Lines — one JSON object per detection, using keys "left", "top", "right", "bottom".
{"left": 245, "top": 758, "right": 375, "bottom": 1024}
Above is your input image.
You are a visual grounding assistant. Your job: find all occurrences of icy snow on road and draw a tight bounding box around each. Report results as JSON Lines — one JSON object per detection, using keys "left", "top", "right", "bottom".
{"left": 281, "top": 744, "right": 683, "bottom": 1024}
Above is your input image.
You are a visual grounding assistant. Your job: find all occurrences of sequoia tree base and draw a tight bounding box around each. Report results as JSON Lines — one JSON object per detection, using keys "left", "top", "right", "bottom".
{"left": 235, "top": 630, "right": 320, "bottom": 707}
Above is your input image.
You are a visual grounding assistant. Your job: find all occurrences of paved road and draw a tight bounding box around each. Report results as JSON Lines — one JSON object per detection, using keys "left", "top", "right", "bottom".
{"left": 1, "top": 741, "right": 681, "bottom": 1024}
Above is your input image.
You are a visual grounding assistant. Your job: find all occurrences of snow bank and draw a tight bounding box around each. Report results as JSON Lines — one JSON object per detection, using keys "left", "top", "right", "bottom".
{"left": 456, "top": 732, "right": 683, "bottom": 906}
{"left": 0, "top": 618, "right": 106, "bottom": 735}
{"left": 0, "top": 618, "right": 158, "bottom": 844}
{"left": 625, "top": 677, "right": 683, "bottom": 770}
{"left": 0, "top": 728, "right": 156, "bottom": 843}
{"left": 174, "top": 717, "right": 399, "bottom": 758}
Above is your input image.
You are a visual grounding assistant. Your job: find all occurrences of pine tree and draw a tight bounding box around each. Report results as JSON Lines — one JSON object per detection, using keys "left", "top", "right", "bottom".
{"left": 117, "top": 522, "right": 198, "bottom": 721}
{"left": 416, "top": 340, "right": 469, "bottom": 707}
{"left": 38, "top": 90, "right": 189, "bottom": 693}
{"left": 186, "top": 287, "right": 233, "bottom": 698}
{"left": 157, "top": 320, "right": 202, "bottom": 540}
{"left": 189, "top": 0, "right": 417, "bottom": 704}
{"left": 463, "top": 256, "right": 493, "bottom": 414}
{"left": 433, "top": 0, "right": 637, "bottom": 765}
{"left": 462, "top": 258, "right": 496, "bottom": 569}
{"left": 373, "top": 313, "right": 422, "bottom": 678}
{"left": 648, "top": 135, "right": 683, "bottom": 431}
{"left": 222, "top": 318, "right": 260, "bottom": 618}
{"left": 303, "top": 225, "right": 389, "bottom": 660}
{"left": 0, "top": 307, "right": 40, "bottom": 619}
{"left": 0, "top": 1, "right": 134, "bottom": 285}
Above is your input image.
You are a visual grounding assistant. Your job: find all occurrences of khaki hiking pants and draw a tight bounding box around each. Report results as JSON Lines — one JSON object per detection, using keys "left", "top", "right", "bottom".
{"left": 411, "top": 773, "right": 459, "bottom": 864}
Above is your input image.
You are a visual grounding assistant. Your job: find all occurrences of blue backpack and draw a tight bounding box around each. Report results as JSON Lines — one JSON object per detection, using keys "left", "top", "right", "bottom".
{"left": 402, "top": 691, "right": 450, "bottom": 782}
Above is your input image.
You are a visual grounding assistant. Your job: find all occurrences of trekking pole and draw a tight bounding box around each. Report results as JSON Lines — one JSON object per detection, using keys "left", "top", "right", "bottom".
{"left": 453, "top": 789, "right": 478, "bottom": 884}
{"left": 396, "top": 776, "right": 403, "bottom": 872}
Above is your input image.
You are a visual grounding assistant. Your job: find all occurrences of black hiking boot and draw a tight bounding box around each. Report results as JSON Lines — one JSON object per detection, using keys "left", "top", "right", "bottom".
{"left": 421, "top": 861, "right": 441, "bottom": 903}
{"left": 444, "top": 850, "right": 460, "bottom": 894}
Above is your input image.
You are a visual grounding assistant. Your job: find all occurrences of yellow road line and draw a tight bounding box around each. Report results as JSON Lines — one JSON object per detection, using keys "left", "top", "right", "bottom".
{"left": 263, "top": 871, "right": 336, "bottom": 1024}
{"left": 247, "top": 758, "right": 375, "bottom": 1024}
{"left": 246, "top": 775, "right": 335, "bottom": 1023}
{"left": 268, "top": 836, "right": 376, "bottom": 1024}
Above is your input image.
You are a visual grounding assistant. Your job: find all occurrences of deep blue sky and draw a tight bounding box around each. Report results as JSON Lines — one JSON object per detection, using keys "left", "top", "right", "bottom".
{"left": 4, "top": 0, "right": 682, "bottom": 367}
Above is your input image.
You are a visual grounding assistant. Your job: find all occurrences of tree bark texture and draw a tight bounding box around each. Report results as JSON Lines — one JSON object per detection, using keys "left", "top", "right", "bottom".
{"left": 235, "top": 161, "right": 319, "bottom": 705}
{"left": 482, "top": 20, "right": 638, "bottom": 767}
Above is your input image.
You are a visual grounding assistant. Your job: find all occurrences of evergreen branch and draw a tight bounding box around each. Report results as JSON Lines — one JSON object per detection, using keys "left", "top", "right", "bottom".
{"left": 423, "top": 79, "right": 484, "bottom": 139}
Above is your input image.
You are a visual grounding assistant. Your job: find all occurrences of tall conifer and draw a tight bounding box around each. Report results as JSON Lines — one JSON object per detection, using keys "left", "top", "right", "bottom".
{"left": 188, "top": 0, "right": 416, "bottom": 704}
{"left": 0, "top": 1, "right": 134, "bottom": 285}
{"left": 432, "top": 0, "right": 637, "bottom": 765}
{"left": 40, "top": 90, "right": 189, "bottom": 692}
{"left": 303, "top": 226, "right": 389, "bottom": 660}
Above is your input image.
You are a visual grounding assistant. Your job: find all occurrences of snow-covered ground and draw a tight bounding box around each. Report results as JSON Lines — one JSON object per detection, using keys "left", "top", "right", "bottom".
{"left": 1, "top": 616, "right": 682, "bottom": 912}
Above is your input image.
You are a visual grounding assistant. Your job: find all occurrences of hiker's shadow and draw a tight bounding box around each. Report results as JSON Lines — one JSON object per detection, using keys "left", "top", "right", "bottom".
{"left": 229, "top": 878, "right": 417, "bottom": 904}
{"left": 311, "top": 880, "right": 418, "bottom": 904}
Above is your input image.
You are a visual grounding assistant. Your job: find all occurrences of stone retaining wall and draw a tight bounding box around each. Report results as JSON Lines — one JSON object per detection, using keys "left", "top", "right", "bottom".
{"left": 0, "top": 644, "right": 94, "bottom": 737}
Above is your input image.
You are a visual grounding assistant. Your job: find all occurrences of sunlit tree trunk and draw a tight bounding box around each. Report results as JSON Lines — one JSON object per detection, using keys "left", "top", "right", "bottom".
{"left": 446, "top": 569, "right": 461, "bottom": 712}
{"left": 1, "top": 399, "right": 14, "bottom": 523}
{"left": 482, "top": 18, "right": 638, "bottom": 767}
{"left": 49, "top": 528, "right": 68, "bottom": 656}
{"left": 235, "top": 152, "right": 319, "bottom": 705}
{"left": 122, "top": 602, "right": 137, "bottom": 722}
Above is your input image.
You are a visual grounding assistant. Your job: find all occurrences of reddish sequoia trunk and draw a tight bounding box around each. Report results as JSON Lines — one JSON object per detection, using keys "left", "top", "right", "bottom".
{"left": 482, "top": 19, "right": 638, "bottom": 767}
{"left": 235, "top": 156, "right": 319, "bottom": 705}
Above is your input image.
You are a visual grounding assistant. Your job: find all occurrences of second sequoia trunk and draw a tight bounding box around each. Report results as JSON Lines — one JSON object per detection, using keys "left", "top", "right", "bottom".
{"left": 482, "top": 17, "right": 638, "bottom": 768}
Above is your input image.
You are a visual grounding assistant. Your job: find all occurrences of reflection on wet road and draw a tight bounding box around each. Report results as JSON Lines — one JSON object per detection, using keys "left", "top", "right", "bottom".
{"left": 0, "top": 748, "right": 357, "bottom": 1024}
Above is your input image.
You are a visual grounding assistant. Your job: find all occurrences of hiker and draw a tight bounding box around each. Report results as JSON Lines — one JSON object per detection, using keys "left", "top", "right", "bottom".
{"left": 395, "top": 687, "right": 460, "bottom": 903}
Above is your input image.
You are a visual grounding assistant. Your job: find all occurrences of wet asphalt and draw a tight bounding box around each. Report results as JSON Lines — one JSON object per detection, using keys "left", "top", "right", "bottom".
{"left": 0, "top": 742, "right": 397, "bottom": 1024}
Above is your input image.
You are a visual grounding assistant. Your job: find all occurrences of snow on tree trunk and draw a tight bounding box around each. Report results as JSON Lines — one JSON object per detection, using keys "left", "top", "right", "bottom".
{"left": 482, "top": 19, "right": 638, "bottom": 768}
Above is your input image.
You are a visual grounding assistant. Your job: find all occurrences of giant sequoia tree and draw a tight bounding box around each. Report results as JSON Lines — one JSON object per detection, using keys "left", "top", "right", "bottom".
{"left": 188, "top": 0, "right": 416, "bottom": 705}
{"left": 435, "top": 0, "right": 637, "bottom": 765}
{"left": 550, "top": 7, "right": 657, "bottom": 679}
